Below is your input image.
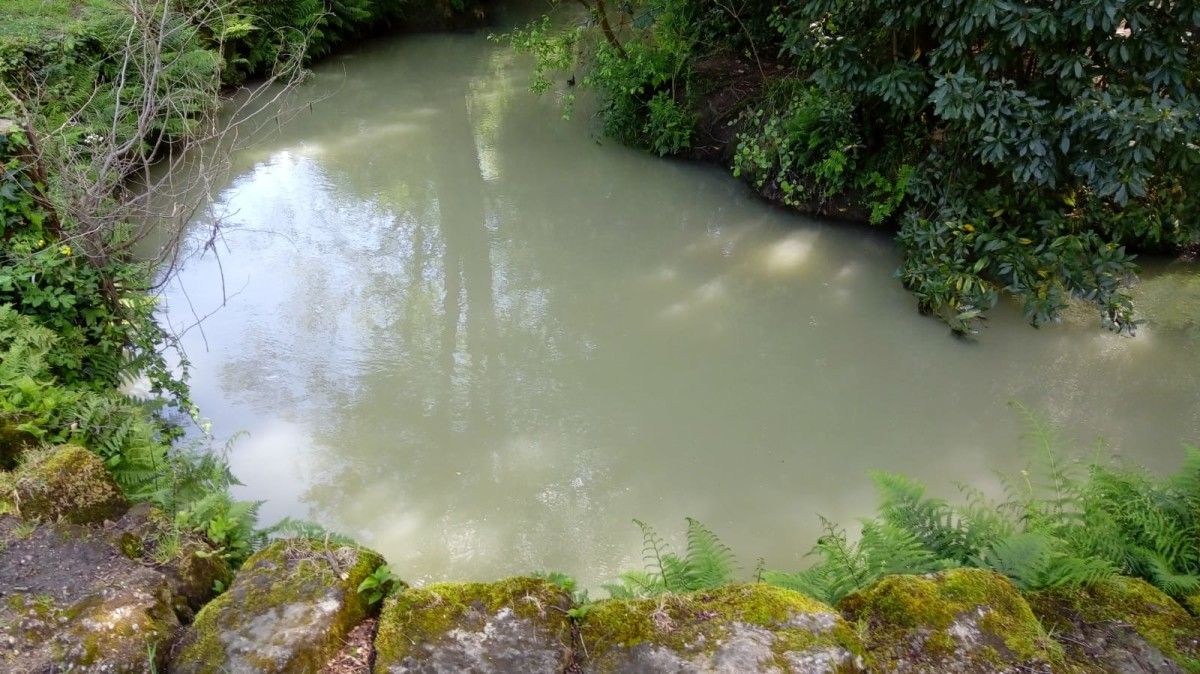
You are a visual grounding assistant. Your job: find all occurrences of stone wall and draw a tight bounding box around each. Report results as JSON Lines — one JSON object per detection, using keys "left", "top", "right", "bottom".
{"left": 170, "top": 553, "right": 1199, "bottom": 674}
{"left": 2, "top": 446, "right": 1198, "bottom": 673}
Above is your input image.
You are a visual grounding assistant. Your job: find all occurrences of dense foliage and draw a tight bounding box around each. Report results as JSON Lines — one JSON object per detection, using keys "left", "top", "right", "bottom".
{"left": 0, "top": 0, "right": 491, "bottom": 569}
{"left": 0, "top": 125, "right": 263, "bottom": 564}
{"left": 0, "top": 0, "right": 478, "bottom": 566}
{"left": 509, "top": 0, "right": 1200, "bottom": 333}
{"left": 222, "top": 0, "right": 477, "bottom": 81}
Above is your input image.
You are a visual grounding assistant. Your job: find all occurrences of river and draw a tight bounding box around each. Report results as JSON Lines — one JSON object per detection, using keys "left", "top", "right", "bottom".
{"left": 156, "top": 26, "right": 1200, "bottom": 588}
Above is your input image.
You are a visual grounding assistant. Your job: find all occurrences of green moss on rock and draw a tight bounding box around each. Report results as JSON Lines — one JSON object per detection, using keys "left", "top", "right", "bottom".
{"left": 55, "top": 567, "right": 181, "bottom": 670}
{"left": 9, "top": 444, "right": 128, "bottom": 524}
{"left": 0, "top": 469, "right": 15, "bottom": 516}
{"left": 580, "top": 583, "right": 865, "bottom": 673}
{"left": 839, "top": 568, "right": 1060, "bottom": 673}
{"left": 108, "top": 503, "right": 231, "bottom": 617}
{"left": 1184, "top": 593, "right": 1200, "bottom": 618}
{"left": 373, "top": 577, "right": 574, "bottom": 673}
{"left": 1027, "top": 576, "right": 1200, "bottom": 673}
{"left": 0, "top": 516, "right": 182, "bottom": 673}
{"left": 172, "top": 538, "right": 384, "bottom": 674}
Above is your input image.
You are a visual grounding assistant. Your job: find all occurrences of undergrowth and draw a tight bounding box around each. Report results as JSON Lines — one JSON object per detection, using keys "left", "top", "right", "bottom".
{"left": 604, "top": 408, "right": 1199, "bottom": 608}
{"left": 0, "top": 0, "right": 484, "bottom": 570}
{"left": 505, "top": 0, "right": 1200, "bottom": 334}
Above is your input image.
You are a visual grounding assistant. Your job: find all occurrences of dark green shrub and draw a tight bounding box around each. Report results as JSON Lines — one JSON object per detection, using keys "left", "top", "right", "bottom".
{"left": 770, "top": 0, "right": 1200, "bottom": 331}
{"left": 512, "top": 0, "right": 1200, "bottom": 332}
{"left": 588, "top": 39, "right": 695, "bottom": 153}
{"left": 732, "top": 84, "right": 861, "bottom": 208}
{"left": 224, "top": 0, "right": 420, "bottom": 81}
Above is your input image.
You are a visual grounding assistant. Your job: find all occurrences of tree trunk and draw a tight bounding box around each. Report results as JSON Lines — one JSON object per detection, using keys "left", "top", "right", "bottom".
{"left": 579, "top": 0, "right": 627, "bottom": 59}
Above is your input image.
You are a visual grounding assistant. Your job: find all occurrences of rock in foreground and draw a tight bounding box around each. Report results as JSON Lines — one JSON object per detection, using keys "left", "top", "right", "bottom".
{"left": 579, "top": 583, "right": 865, "bottom": 673}
{"left": 107, "top": 503, "right": 232, "bottom": 619}
{"left": 373, "top": 577, "right": 574, "bottom": 673}
{"left": 1028, "top": 576, "right": 1200, "bottom": 673}
{"left": 172, "top": 538, "right": 384, "bottom": 674}
{"left": 0, "top": 515, "right": 180, "bottom": 672}
{"left": 839, "top": 568, "right": 1060, "bottom": 673}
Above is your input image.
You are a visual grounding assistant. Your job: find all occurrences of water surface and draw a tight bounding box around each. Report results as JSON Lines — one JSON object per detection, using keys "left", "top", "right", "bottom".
{"left": 160, "top": 30, "right": 1200, "bottom": 587}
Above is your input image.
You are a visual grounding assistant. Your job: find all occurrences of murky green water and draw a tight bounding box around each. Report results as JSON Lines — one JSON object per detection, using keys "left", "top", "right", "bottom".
{"left": 159, "top": 29, "right": 1200, "bottom": 587}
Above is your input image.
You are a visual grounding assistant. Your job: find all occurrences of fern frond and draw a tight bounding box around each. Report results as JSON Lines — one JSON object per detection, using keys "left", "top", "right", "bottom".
{"left": 762, "top": 567, "right": 839, "bottom": 605}
{"left": 634, "top": 519, "right": 687, "bottom": 593}
{"left": 683, "top": 517, "right": 737, "bottom": 590}
{"left": 873, "top": 472, "right": 976, "bottom": 562}
{"left": 267, "top": 517, "right": 358, "bottom": 547}
{"left": 1143, "top": 552, "right": 1200, "bottom": 597}
{"left": 859, "top": 520, "right": 947, "bottom": 579}
{"left": 609, "top": 570, "right": 663, "bottom": 598}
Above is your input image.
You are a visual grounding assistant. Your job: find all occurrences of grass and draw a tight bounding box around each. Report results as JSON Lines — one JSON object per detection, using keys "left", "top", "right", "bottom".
{"left": 0, "top": 0, "right": 114, "bottom": 40}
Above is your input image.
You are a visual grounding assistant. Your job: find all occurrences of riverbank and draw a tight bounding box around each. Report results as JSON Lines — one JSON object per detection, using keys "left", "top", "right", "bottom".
{"left": 0, "top": 0, "right": 495, "bottom": 669}
{"left": 3, "top": 2, "right": 1200, "bottom": 672}
{"left": 507, "top": 1, "right": 1200, "bottom": 334}
{"left": 2, "top": 456, "right": 1199, "bottom": 671}
{"left": 0, "top": 0, "right": 494, "bottom": 563}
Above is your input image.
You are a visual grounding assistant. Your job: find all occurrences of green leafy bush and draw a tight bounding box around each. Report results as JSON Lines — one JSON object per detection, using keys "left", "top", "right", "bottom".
{"left": 512, "top": 0, "right": 1200, "bottom": 333}
{"left": 501, "top": 1, "right": 700, "bottom": 152}
{"left": 768, "top": 0, "right": 1200, "bottom": 330}
{"left": 225, "top": 0, "right": 452, "bottom": 80}
{"left": 1, "top": 52, "right": 252, "bottom": 566}
{"left": 589, "top": 39, "right": 695, "bottom": 151}
{"left": 732, "top": 84, "right": 861, "bottom": 208}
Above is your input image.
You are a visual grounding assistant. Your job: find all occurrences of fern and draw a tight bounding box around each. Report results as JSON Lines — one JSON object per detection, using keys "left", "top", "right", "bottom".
{"left": 68, "top": 394, "right": 168, "bottom": 498}
{"left": 762, "top": 566, "right": 839, "bottom": 604}
{"left": 633, "top": 518, "right": 680, "bottom": 593}
{"left": 609, "top": 415, "right": 1198, "bottom": 605}
{"left": 759, "top": 411, "right": 1198, "bottom": 601}
{"left": 175, "top": 491, "right": 264, "bottom": 565}
{"left": 873, "top": 472, "right": 977, "bottom": 562}
{"left": 267, "top": 517, "right": 358, "bottom": 548}
{"left": 973, "top": 531, "right": 1114, "bottom": 590}
{"left": 610, "top": 519, "right": 739, "bottom": 598}
{"left": 1005, "top": 400, "right": 1084, "bottom": 529}
{"left": 682, "top": 517, "right": 737, "bottom": 590}
{"left": 764, "top": 517, "right": 947, "bottom": 604}
{"left": 1142, "top": 553, "right": 1200, "bottom": 597}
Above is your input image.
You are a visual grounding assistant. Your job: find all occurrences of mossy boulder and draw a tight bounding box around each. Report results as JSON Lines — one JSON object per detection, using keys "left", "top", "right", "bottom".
{"left": 839, "top": 568, "right": 1059, "bottom": 673}
{"left": 5, "top": 444, "right": 128, "bottom": 524}
{"left": 54, "top": 567, "right": 181, "bottom": 670}
{"left": 0, "top": 516, "right": 182, "bottom": 672}
{"left": 1027, "top": 576, "right": 1200, "bottom": 673}
{"left": 579, "top": 583, "right": 866, "bottom": 673}
{"left": 107, "top": 503, "right": 231, "bottom": 617}
{"left": 171, "top": 538, "right": 384, "bottom": 674}
{"left": 373, "top": 577, "right": 574, "bottom": 673}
